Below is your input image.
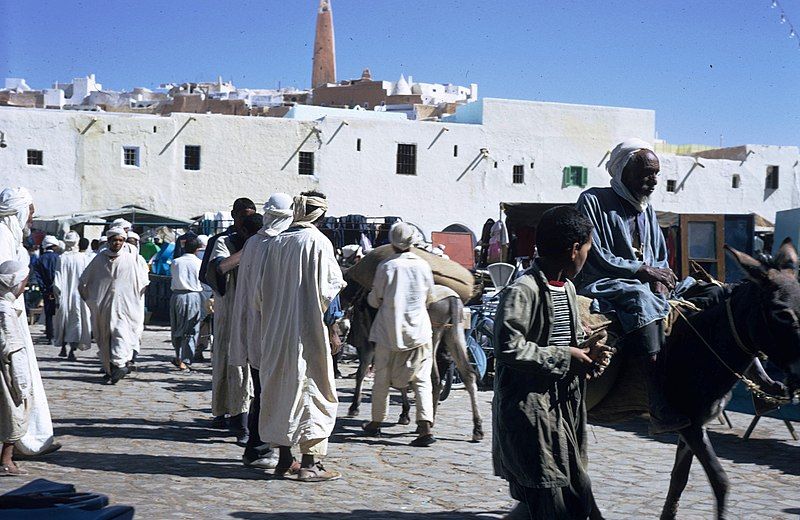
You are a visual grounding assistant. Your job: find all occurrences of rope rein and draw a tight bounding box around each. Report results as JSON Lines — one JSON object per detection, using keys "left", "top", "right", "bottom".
{"left": 670, "top": 302, "right": 793, "bottom": 406}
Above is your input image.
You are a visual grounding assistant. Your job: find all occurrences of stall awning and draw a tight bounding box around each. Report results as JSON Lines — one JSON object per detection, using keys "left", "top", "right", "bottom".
{"left": 34, "top": 205, "right": 193, "bottom": 235}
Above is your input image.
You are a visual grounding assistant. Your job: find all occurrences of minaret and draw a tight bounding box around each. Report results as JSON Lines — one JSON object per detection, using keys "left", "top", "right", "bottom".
{"left": 312, "top": 0, "right": 336, "bottom": 88}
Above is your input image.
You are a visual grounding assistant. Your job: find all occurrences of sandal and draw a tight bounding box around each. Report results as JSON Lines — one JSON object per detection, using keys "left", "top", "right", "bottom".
{"left": 361, "top": 421, "right": 381, "bottom": 437}
{"left": 272, "top": 459, "right": 301, "bottom": 479}
{"left": 1, "top": 465, "right": 28, "bottom": 477}
{"left": 410, "top": 434, "right": 437, "bottom": 447}
{"left": 296, "top": 462, "right": 341, "bottom": 483}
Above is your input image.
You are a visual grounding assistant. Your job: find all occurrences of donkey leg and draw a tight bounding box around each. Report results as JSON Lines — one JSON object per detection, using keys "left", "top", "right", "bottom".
{"left": 446, "top": 328, "right": 484, "bottom": 442}
{"left": 347, "top": 357, "right": 369, "bottom": 417}
{"left": 398, "top": 387, "right": 411, "bottom": 425}
{"left": 680, "top": 426, "right": 729, "bottom": 520}
{"left": 660, "top": 437, "right": 694, "bottom": 520}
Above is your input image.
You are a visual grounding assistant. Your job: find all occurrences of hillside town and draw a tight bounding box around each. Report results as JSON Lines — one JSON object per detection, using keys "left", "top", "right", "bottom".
{"left": 0, "top": 1, "right": 798, "bottom": 519}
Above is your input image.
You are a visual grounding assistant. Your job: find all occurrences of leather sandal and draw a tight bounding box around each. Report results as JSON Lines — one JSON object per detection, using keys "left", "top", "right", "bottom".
{"left": 1, "top": 464, "right": 28, "bottom": 477}
{"left": 273, "top": 459, "right": 301, "bottom": 479}
{"left": 296, "top": 462, "right": 341, "bottom": 483}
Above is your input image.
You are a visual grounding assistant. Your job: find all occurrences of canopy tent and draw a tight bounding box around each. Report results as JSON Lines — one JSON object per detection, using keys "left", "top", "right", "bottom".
{"left": 34, "top": 205, "right": 193, "bottom": 239}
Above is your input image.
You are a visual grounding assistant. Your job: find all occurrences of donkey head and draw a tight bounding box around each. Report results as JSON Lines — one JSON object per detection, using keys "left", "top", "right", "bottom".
{"left": 727, "top": 240, "right": 800, "bottom": 395}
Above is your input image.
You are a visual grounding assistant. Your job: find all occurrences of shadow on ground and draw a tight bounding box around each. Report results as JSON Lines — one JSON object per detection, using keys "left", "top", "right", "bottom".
{"left": 54, "top": 417, "right": 232, "bottom": 445}
{"left": 230, "top": 512, "right": 504, "bottom": 519}
{"left": 598, "top": 416, "right": 800, "bottom": 476}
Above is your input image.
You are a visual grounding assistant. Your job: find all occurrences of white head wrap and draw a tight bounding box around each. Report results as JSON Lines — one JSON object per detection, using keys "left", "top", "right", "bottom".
{"left": 389, "top": 222, "right": 415, "bottom": 251}
{"left": 42, "top": 235, "right": 59, "bottom": 249}
{"left": 196, "top": 235, "right": 209, "bottom": 249}
{"left": 127, "top": 231, "right": 140, "bottom": 242}
{"left": 64, "top": 231, "right": 80, "bottom": 246}
{"left": 112, "top": 218, "right": 132, "bottom": 230}
{"left": 261, "top": 192, "right": 294, "bottom": 236}
{"left": 292, "top": 194, "right": 328, "bottom": 228}
{"left": 606, "top": 138, "right": 655, "bottom": 213}
{"left": 0, "top": 187, "right": 33, "bottom": 243}
{"left": 0, "top": 260, "right": 29, "bottom": 294}
{"left": 99, "top": 236, "right": 108, "bottom": 244}
{"left": 106, "top": 226, "right": 126, "bottom": 239}
{"left": 342, "top": 244, "right": 363, "bottom": 260}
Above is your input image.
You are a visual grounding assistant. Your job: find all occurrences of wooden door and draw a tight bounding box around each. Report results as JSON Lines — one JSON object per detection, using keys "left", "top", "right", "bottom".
{"left": 680, "top": 214, "right": 725, "bottom": 281}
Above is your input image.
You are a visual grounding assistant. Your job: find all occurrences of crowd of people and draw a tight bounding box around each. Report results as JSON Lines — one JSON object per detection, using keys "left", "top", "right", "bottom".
{"left": 2, "top": 137, "right": 767, "bottom": 518}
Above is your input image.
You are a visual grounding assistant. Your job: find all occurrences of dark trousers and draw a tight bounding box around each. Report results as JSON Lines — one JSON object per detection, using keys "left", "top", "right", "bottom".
{"left": 43, "top": 296, "right": 56, "bottom": 340}
{"left": 244, "top": 366, "right": 264, "bottom": 458}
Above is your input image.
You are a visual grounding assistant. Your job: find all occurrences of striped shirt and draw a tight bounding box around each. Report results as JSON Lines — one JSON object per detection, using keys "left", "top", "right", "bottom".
{"left": 548, "top": 282, "right": 573, "bottom": 347}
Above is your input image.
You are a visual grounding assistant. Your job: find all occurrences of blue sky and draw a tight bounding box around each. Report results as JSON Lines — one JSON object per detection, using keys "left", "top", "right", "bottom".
{"left": 1, "top": 0, "right": 798, "bottom": 147}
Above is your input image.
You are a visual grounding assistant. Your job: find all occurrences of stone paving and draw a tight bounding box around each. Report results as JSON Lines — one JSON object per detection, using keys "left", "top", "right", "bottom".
{"left": 1, "top": 324, "right": 799, "bottom": 519}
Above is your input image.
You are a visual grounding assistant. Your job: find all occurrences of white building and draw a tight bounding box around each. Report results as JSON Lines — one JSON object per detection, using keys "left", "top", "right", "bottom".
{"left": 0, "top": 97, "right": 797, "bottom": 237}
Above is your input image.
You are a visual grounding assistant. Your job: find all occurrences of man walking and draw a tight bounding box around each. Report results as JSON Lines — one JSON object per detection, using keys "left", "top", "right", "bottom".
{"left": 257, "top": 191, "right": 345, "bottom": 482}
{"left": 79, "top": 227, "right": 150, "bottom": 384}
{"left": 53, "top": 231, "right": 92, "bottom": 360}
{"left": 361, "top": 222, "right": 437, "bottom": 447}
{"left": 35, "top": 235, "right": 60, "bottom": 345}
{"left": 169, "top": 236, "right": 203, "bottom": 371}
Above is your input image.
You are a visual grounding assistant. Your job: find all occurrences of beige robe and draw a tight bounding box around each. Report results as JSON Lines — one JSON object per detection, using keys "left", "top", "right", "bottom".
{"left": 0, "top": 221, "right": 55, "bottom": 455}
{"left": 257, "top": 226, "right": 345, "bottom": 453}
{"left": 79, "top": 249, "right": 149, "bottom": 372}
{"left": 0, "top": 296, "right": 31, "bottom": 443}
{"left": 209, "top": 236, "right": 252, "bottom": 417}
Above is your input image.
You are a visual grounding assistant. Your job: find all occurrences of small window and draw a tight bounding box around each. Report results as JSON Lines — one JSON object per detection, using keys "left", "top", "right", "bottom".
{"left": 107, "top": 125, "right": 111, "bottom": 132}
{"left": 766, "top": 165, "right": 779, "bottom": 190}
{"left": 530, "top": 162, "right": 534, "bottom": 169}
{"left": 122, "top": 146, "right": 139, "bottom": 167}
{"left": 513, "top": 165, "right": 524, "bottom": 184}
{"left": 396, "top": 144, "right": 417, "bottom": 175}
{"left": 666, "top": 180, "right": 676, "bottom": 192}
{"left": 562, "top": 166, "right": 588, "bottom": 188}
{"left": 732, "top": 174, "right": 741, "bottom": 189}
{"left": 153, "top": 126, "right": 157, "bottom": 133}
{"left": 494, "top": 161, "right": 498, "bottom": 168}
{"left": 26, "top": 149, "right": 43, "bottom": 166}
{"left": 298, "top": 151, "right": 315, "bottom": 176}
{"left": 356, "top": 138, "right": 362, "bottom": 152}
{"left": 453, "top": 145, "right": 458, "bottom": 157}
{"left": 184, "top": 145, "right": 201, "bottom": 171}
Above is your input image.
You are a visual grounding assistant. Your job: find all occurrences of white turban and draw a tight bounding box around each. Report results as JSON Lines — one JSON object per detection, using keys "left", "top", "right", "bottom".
{"left": 196, "top": 234, "right": 209, "bottom": 248}
{"left": 606, "top": 138, "right": 655, "bottom": 213}
{"left": 127, "top": 231, "right": 140, "bottom": 242}
{"left": 99, "top": 236, "right": 108, "bottom": 244}
{"left": 112, "top": 218, "right": 132, "bottom": 230}
{"left": 64, "top": 231, "right": 80, "bottom": 246}
{"left": 106, "top": 226, "right": 126, "bottom": 239}
{"left": 0, "top": 260, "right": 29, "bottom": 293}
{"left": 389, "top": 222, "right": 415, "bottom": 251}
{"left": 261, "top": 192, "right": 294, "bottom": 236}
{"left": 342, "top": 244, "right": 363, "bottom": 259}
{"left": 42, "top": 235, "right": 59, "bottom": 249}
{"left": 0, "top": 187, "right": 33, "bottom": 243}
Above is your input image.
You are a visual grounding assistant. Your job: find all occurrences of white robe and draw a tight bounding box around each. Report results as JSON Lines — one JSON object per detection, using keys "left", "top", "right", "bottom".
{"left": 367, "top": 251, "right": 434, "bottom": 351}
{"left": 257, "top": 226, "right": 345, "bottom": 448}
{"left": 53, "top": 250, "right": 92, "bottom": 349}
{"left": 79, "top": 249, "right": 149, "bottom": 372}
{"left": 0, "top": 221, "right": 55, "bottom": 455}
{"left": 0, "top": 296, "right": 31, "bottom": 443}
{"left": 209, "top": 236, "right": 252, "bottom": 417}
{"left": 229, "top": 230, "right": 276, "bottom": 369}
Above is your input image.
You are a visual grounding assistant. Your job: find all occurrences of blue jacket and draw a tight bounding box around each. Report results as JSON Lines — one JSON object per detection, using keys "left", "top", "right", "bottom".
{"left": 575, "top": 187, "right": 670, "bottom": 333}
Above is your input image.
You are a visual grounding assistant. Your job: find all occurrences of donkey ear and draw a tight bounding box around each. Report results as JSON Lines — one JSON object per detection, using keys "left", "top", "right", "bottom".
{"left": 725, "top": 245, "right": 768, "bottom": 282}
{"left": 774, "top": 237, "right": 799, "bottom": 276}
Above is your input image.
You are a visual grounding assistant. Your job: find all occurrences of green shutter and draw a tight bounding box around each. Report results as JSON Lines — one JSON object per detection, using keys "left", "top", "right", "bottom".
{"left": 580, "top": 167, "right": 588, "bottom": 187}
{"left": 563, "top": 166, "right": 571, "bottom": 187}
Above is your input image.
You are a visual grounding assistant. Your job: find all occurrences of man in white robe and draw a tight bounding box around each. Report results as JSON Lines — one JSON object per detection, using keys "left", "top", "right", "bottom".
{"left": 126, "top": 230, "right": 146, "bottom": 368}
{"left": 53, "top": 231, "right": 92, "bottom": 360}
{"left": 79, "top": 227, "right": 150, "bottom": 385}
{"left": 362, "top": 222, "right": 436, "bottom": 447}
{"left": 207, "top": 207, "right": 259, "bottom": 445}
{"left": 0, "top": 187, "right": 59, "bottom": 457}
{"left": 257, "top": 191, "right": 345, "bottom": 482}
{"left": 0, "top": 260, "right": 32, "bottom": 475}
{"left": 229, "top": 192, "right": 293, "bottom": 469}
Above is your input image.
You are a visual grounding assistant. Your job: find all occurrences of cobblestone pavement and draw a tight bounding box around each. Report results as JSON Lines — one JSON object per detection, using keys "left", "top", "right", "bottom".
{"left": 1, "top": 324, "right": 799, "bottom": 519}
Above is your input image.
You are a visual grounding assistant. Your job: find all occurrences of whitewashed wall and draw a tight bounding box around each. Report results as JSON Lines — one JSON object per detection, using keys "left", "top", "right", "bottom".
{"left": 0, "top": 99, "right": 798, "bottom": 237}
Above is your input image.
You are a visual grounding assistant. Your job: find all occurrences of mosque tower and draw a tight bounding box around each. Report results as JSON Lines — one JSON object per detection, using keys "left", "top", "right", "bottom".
{"left": 312, "top": 0, "right": 336, "bottom": 88}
